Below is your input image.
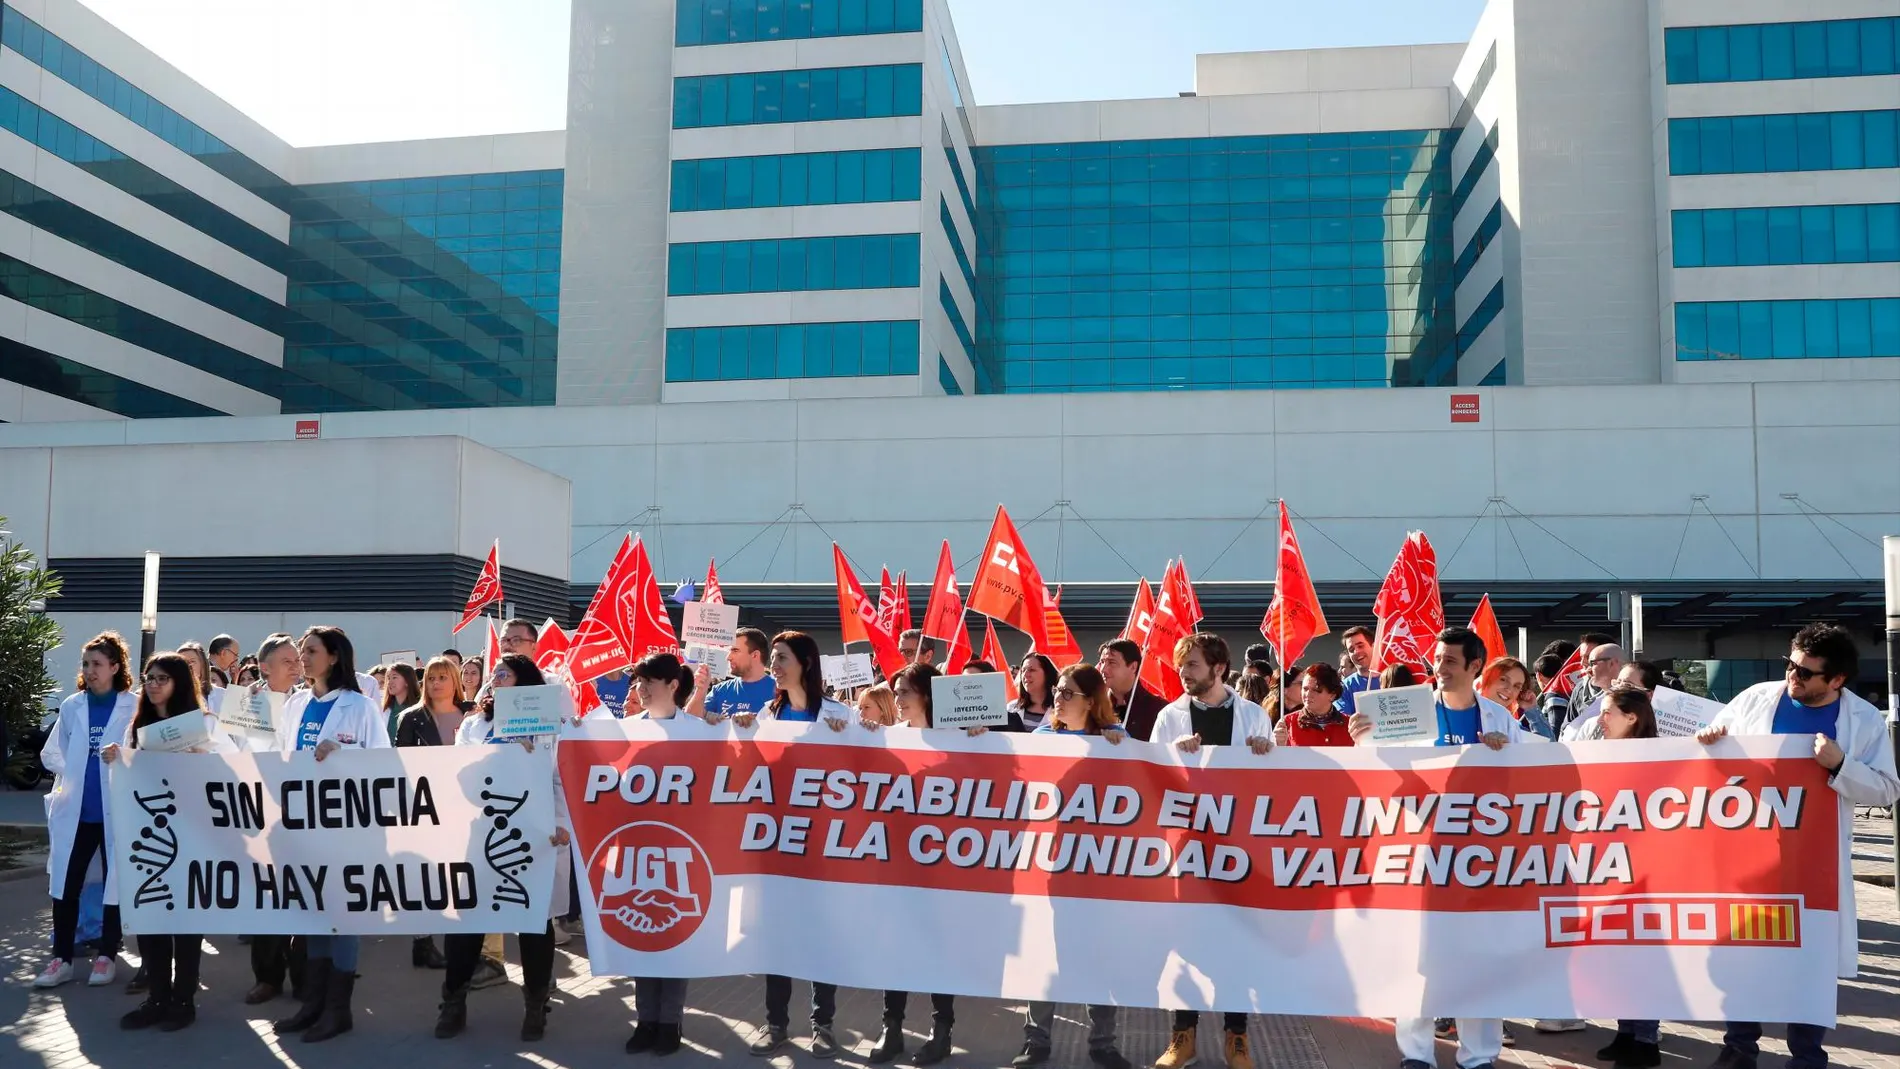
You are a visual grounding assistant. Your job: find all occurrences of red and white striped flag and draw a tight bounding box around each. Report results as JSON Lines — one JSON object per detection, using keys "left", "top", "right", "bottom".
{"left": 703, "top": 558, "right": 725, "bottom": 605}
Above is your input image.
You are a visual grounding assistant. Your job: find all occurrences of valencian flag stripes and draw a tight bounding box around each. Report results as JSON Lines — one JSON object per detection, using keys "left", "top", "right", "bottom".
{"left": 1260, "top": 501, "right": 1328, "bottom": 668}
{"left": 454, "top": 540, "right": 503, "bottom": 633}
{"left": 703, "top": 558, "right": 724, "bottom": 605}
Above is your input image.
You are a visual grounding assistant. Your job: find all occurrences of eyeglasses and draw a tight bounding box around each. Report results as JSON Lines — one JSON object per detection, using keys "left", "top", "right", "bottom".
{"left": 1783, "top": 658, "right": 1829, "bottom": 682}
{"left": 1587, "top": 656, "right": 1617, "bottom": 667}
{"left": 141, "top": 674, "right": 173, "bottom": 686}
{"left": 1053, "top": 686, "right": 1080, "bottom": 701}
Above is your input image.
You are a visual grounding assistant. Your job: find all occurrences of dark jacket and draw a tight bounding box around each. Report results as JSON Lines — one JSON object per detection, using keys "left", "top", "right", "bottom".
{"left": 395, "top": 701, "right": 473, "bottom": 747}
{"left": 1113, "top": 683, "right": 1167, "bottom": 742}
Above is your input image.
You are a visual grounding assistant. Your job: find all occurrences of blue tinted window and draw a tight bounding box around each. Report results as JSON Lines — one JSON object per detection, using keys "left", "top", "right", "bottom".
{"left": 1453, "top": 201, "right": 1502, "bottom": 285}
{"left": 667, "top": 234, "right": 919, "bottom": 295}
{"left": 1671, "top": 203, "right": 1900, "bottom": 266}
{"left": 1676, "top": 298, "right": 1900, "bottom": 360}
{"left": 671, "top": 149, "right": 922, "bottom": 210}
{"left": 0, "top": 336, "right": 220, "bottom": 417}
{"left": 938, "top": 354, "right": 964, "bottom": 394}
{"left": 1478, "top": 358, "right": 1505, "bottom": 385}
{"left": 677, "top": 0, "right": 922, "bottom": 43}
{"left": 674, "top": 64, "right": 923, "bottom": 128}
{"left": 1669, "top": 110, "right": 1900, "bottom": 174}
{"left": 1456, "top": 281, "right": 1504, "bottom": 354}
{"left": 1664, "top": 18, "right": 1899, "bottom": 83}
{"left": 666, "top": 320, "right": 920, "bottom": 380}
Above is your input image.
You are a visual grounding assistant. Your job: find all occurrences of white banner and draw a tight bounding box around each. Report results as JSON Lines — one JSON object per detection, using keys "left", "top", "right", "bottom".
{"left": 109, "top": 746, "right": 558, "bottom": 935}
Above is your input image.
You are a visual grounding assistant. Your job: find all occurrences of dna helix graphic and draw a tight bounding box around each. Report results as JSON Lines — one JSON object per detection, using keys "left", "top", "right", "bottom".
{"left": 480, "top": 777, "right": 536, "bottom": 910}
{"left": 129, "top": 781, "right": 181, "bottom": 910}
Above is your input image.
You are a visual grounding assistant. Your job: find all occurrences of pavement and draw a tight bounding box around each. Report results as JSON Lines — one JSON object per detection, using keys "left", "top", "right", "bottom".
{"left": 0, "top": 873, "right": 1894, "bottom": 1069}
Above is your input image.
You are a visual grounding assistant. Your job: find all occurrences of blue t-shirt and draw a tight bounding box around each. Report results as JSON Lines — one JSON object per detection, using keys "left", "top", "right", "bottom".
{"left": 707, "top": 675, "right": 778, "bottom": 718}
{"left": 1435, "top": 700, "right": 1482, "bottom": 747}
{"left": 1337, "top": 670, "right": 1378, "bottom": 714}
{"left": 594, "top": 674, "right": 631, "bottom": 718}
{"left": 80, "top": 691, "right": 116, "bottom": 823}
{"left": 297, "top": 697, "right": 337, "bottom": 751}
{"left": 773, "top": 704, "right": 820, "bottom": 723}
{"left": 1772, "top": 690, "right": 1839, "bottom": 739}
{"left": 1034, "top": 722, "right": 1090, "bottom": 735}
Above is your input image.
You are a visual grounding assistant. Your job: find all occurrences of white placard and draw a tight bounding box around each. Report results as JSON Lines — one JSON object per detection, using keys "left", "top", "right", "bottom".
{"left": 680, "top": 602, "right": 740, "bottom": 648}
{"left": 136, "top": 713, "right": 212, "bottom": 753}
{"left": 684, "top": 643, "right": 731, "bottom": 680}
{"left": 1650, "top": 686, "right": 1725, "bottom": 737}
{"left": 380, "top": 649, "right": 419, "bottom": 668}
{"left": 216, "top": 686, "right": 281, "bottom": 734}
{"left": 492, "top": 684, "right": 571, "bottom": 737}
{"left": 821, "top": 653, "right": 875, "bottom": 691}
{"left": 930, "top": 671, "right": 1010, "bottom": 729}
{"left": 1353, "top": 684, "right": 1437, "bottom": 744}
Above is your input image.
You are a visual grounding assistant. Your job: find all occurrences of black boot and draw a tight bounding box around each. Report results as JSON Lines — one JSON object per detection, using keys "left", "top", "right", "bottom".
{"left": 120, "top": 995, "right": 170, "bottom": 1030}
{"left": 626, "top": 1021, "right": 660, "bottom": 1053}
{"left": 159, "top": 992, "right": 196, "bottom": 1032}
{"left": 413, "top": 937, "right": 447, "bottom": 969}
{"left": 914, "top": 1024, "right": 952, "bottom": 1066}
{"left": 1598, "top": 1034, "right": 1635, "bottom": 1062}
{"left": 653, "top": 1024, "right": 683, "bottom": 1056}
{"left": 301, "top": 968, "right": 355, "bottom": 1043}
{"left": 869, "top": 1018, "right": 905, "bottom": 1064}
{"left": 1616, "top": 1042, "right": 1661, "bottom": 1069}
{"left": 273, "top": 958, "right": 330, "bottom": 1034}
{"left": 435, "top": 984, "right": 469, "bottom": 1039}
{"left": 521, "top": 986, "right": 550, "bottom": 1042}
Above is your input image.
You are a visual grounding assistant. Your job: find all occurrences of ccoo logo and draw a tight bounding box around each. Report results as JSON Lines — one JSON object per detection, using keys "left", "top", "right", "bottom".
{"left": 587, "top": 821, "right": 714, "bottom": 952}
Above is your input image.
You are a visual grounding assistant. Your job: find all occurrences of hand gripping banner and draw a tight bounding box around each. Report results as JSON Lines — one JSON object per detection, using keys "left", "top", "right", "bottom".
{"left": 559, "top": 723, "right": 1840, "bottom": 1025}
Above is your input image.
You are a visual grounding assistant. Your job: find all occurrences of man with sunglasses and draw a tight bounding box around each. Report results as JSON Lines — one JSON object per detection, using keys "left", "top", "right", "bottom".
{"left": 1695, "top": 623, "right": 1899, "bottom": 1069}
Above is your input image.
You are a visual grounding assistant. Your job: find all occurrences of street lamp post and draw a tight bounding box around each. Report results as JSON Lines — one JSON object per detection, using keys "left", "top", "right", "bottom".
{"left": 1883, "top": 535, "right": 1899, "bottom": 908}
{"left": 140, "top": 550, "right": 160, "bottom": 669}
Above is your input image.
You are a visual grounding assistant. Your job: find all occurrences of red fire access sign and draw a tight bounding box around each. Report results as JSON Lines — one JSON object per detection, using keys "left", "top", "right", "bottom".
{"left": 1450, "top": 394, "right": 1481, "bottom": 424}
{"left": 295, "top": 419, "right": 321, "bottom": 440}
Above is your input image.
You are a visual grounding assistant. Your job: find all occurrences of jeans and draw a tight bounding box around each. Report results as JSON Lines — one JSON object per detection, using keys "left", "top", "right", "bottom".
{"left": 635, "top": 977, "right": 688, "bottom": 1025}
{"left": 1173, "top": 1010, "right": 1247, "bottom": 1034}
{"left": 52, "top": 821, "right": 122, "bottom": 960}
{"left": 764, "top": 975, "right": 837, "bottom": 1029}
{"left": 444, "top": 924, "right": 555, "bottom": 992}
{"left": 1025, "top": 1002, "right": 1118, "bottom": 1051}
{"left": 885, "top": 990, "right": 955, "bottom": 1028}
{"left": 135, "top": 934, "right": 202, "bottom": 1002}
{"left": 250, "top": 935, "right": 305, "bottom": 990}
{"left": 1724, "top": 1021, "right": 1829, "bottom": 1069}
{"left": 1618, "top": 1020, "right": 1661, "bottom": 1044}
{"left": 306, "top": 935, "right": 360, "bottom": 973}
{"left": 1397, "top": 1017, "right": 1501, "bottom": 1069}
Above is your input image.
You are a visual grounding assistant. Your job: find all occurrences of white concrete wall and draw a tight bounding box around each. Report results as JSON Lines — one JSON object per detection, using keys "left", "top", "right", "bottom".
{"left": 290, "top": 131, "right": 566, "bottom": 184}
{"left": 973, "top": 87, "right": 1453, "bottom": 145}
{"left": 1195, "top": 44, "right": 1465, "bottom": 96}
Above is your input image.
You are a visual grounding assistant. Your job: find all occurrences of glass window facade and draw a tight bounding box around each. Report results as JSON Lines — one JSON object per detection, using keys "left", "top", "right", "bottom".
{"left": 1453, "top": 201, "right": 1502, "bottom": 287}
{"left": 940, "top": 198, "right": 975, "bottom": 291}
{"left": 1676, "top": 298, "right": 1900, "bottom": 360}
{"left": 670, "top": 149, "right": 921, "bottom": 211}
{"left": 1665, "top": 18, "right": 1899, "bottom": 84}
{"left": 665, "top": 320, "right": 921, "bottom": 380}
{"left": 973, "top": 132, "right": 1455, "bottom": 392}
{"left": 1478, "top": 358, "right": 1505, "bottom": 385}
{"left": 1450, "top": 126, "right": 1497, "bottom": 215}
{"left": 1673, "top": 203, "right": 1900, "bottom": 267}
{"left": 0, "top": 336, "right": 219, "bottom": 418}
{"left": 1668, "top": 111, "right": 1900, "bottom": 174}
{"left": 1456, "top": 280, "right": 1504, "bottom": 355}
{"left": 667, "top": 233, "right": 919, "bottom": 295}
{"left": 676, "top": 0, "right": 923, "bottom": 45}
{"left": 673, "top": 64, "right": 923, "bottom": 128}
{"left": 938, "top": 353, "right": 963, "bottom": 395}
{"left": 282, "top": 170, "right": 563, "bottom": 412}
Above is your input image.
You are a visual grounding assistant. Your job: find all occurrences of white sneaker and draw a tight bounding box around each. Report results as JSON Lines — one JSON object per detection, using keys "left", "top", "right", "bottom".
{"left": 34, "top": 959, "right": 73, "bottom": 988}
{"left": 1534, "top": 1019, "right": 1587, "bottom": 1033}
{"left": 87, "top": 956, "right": 117, "bottom": 987}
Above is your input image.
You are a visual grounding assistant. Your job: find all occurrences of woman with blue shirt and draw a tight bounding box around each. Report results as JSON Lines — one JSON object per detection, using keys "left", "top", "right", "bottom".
{"left": 272, "top": 626, "right": 388, "bottom": 1044}
{"left": 440, "top": 653, "right": 564, "bottom": 1043}
{"left": 36, "top": 631, "right": 137, "bottom": 991}
{"left": 105, "top": 652, "right": 234, "bottom": 1032}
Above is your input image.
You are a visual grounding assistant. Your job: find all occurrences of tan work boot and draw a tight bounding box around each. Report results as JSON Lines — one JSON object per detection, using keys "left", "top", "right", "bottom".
{"left": 1155, "top": 1027, "right": 1198, "bottom": 1069}
{"left": 1223, "top": 1030, "right": 1252, "bottom": 1069}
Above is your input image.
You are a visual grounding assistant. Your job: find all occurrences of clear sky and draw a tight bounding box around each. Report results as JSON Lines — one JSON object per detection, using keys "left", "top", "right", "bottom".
{"left": 76, "top": 0, "right": 1487, "bottom": 147}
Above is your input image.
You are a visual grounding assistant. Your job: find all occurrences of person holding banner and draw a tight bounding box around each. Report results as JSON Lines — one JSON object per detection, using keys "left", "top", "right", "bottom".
{"left": 691, "top": 628, "right": 778, "bottom": 721}
{"left": 272, "top": 626, "right": 388, "bottom": 1044}
{"left": 1274, "top": 664, "right": 1352, "bottom": 748}
{"left": 36, "top": 631, "right": 137, "bottom": 991}
{"left": 1148, "top": 634, "right": 1270, "bottom": 1069}
{"left": 745, "top": 631, "right": 851, "bottom": 1058}
{"left": 103, "top": 652, "right": 232, "bottom": 1031}
{"left": 1695, "top": 623, "right": 1900, "bottom": 1069}
{"left": 621, "top": 651, "right": 722, "bottom": 1056}
{"left": 1010, "top": 652, "right": 1058, "bottom": 731}
{"left": 1096, "top": 640, "right": 1165, "bottom": 741}
{"left": 1581, "top": 683, "right": 1663, "bottom": 1067}
{"left": 440, "top": 653, "right": 563, "bottom": 1043}
{"left": 239, "top": 634, "right": 311, "bottom": 1005}
{"left": 395, "top": 656, "right": 471, "bottom": 972}
{"left": 1348, "top": 626, "right": 1530, "bottom": 1069}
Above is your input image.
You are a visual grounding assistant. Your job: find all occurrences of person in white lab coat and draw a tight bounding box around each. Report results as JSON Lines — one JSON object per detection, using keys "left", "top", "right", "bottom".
{"left": 271, "top": 626, "right": 387, "bottom": 1044}
{"left": 243, "top": 633, "right": 308, "bottom": 1005}
{"left": 106, "top": 652, "right": 234, "bottom": 1033}
{"left": 35, "top": 631, "right": 137, "bottom": 990}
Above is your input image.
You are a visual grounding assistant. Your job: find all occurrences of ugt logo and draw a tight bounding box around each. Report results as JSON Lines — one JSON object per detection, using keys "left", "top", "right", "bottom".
{"left": 588, "top": 821, "right": 714, "bottom": 952}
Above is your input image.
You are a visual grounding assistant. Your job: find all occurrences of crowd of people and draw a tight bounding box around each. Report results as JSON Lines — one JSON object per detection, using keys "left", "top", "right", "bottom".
{"left": 30, "top": 615, "right": 1898, "bottom": 1069}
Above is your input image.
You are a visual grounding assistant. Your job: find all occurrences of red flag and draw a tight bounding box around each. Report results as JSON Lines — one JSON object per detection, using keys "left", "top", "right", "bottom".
{"left": 834, "top": 545, "right": 906, "bottom": 679}
{"left": 877, "top": 567, "right": 899, "bottom": 636}
{"left": 941, "top": 626, "right": 971, "bottom": 674}
{"left": 484, "top": 618, "right": 501, "bottom": 674}
{"left": 1121, "top": 579, "right": 1157, "bottom": 646}
{"left": 968, "top": 506, "right": 1052, "bottom": 651}
{"left": 1469, "top": 594, "right": 1507, "bottom": 668}
{"left": 534, "top": 619, "right": 602, "bottom": 717}
{"left": 570, "top": 534, "right": 677, "bottom": 684}
{"left": 921, "top": 541, "right": 969, "bottom": 672}
{"left": 980, "top": 618, "right": 1018, "bottom": 703}
{"left": 895, "top": 571, "right": 912, "bottom": 634}
{"left": 1260, "top": 501, "right": 1329, "bottom": 668}
{"left": 1041, "top": 587, "right": 1083, "bottom": 667}
{"left": 1172, "top": 557, "right": 1205, "bottom": 628}
{"left": 703, "top": 559, "right": 725, "bottom": 605}
{"left": 1548, "top": 644, "right": 1586, "bottom": 699}
{"left": 1139, "top": 560, "right": 1191, "bottom": 702}
{"left": 454, "top": 541, "right": 503, "bottom": 633}
{"left": 1371, "top": 531, "right": 1444, "bottom": 673}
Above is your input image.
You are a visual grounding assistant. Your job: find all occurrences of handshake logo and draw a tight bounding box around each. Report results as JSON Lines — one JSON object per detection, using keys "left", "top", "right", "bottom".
{"left": 589, "top": 822, "right": 714, "bottom": 952}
